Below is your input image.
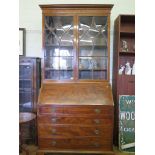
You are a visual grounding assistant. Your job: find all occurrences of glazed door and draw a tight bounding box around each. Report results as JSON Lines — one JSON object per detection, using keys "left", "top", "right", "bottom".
{"left": 19, "top": 62, "right": 34, "bottom": 112}
{"left": 43, "top": 15, "right": 109, "bottom": 81}
{"left": 44, "top": 15, "right": 75, "bottom": 80}
{"left": 78, "top": 16, "right": 109, "bottom": 80}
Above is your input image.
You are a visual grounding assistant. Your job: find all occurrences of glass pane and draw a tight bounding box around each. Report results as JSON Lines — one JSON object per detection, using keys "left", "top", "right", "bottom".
{"left": 60, "top": 47, "right": 73, "bottom": 56}
{"left": 19, "top": 80, "right": 32, "bottom": 89}
{"left": 45, "top": 16, "right": 73, "bottom": 46}
{"left": 19, "top": 91, "right": 32, "bottom": 112}
{"left": 79, "top": 57, "right": 108, "bottom": 70}
{"left": 60, "top": 70, "right": 73, "bottom": 80}
{"left": 45, "top": 57, "right": 59, "bottom": 69}
{"left": 44, "top": 16, "right": 74, "bottom": 80}
{"left": 19, "top": 65, "right": 32, "bottom": 79}
{"left": 60, "top": 57, "right": 73, "bottom": 70}
{"left": 45, "top": 47, "right": 59, "bottom": 57}
{"left": 79, "top": 70, "right": 92, "bottom": 79}
{"left": 79, "top": 46, "right": 107, "bottom": 57}
{"left": 78, "top": 16, "right": 108, "bottom": 80}
{"left": 45, "top": 70, "right": 59, "bottom": 80}
{"left": 93, "top": 71, "right": 107, "bottom": 79}
{"left": 79, "top": 16, "right": 107, "bottom": 46}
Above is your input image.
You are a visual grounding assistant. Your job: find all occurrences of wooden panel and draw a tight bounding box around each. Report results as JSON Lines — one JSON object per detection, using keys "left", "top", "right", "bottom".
{"left": 38, "top": 137, "right": 112, "bottom": 150}
{"left": 38, "top": 83, "right": 114, "bottom": 106}
{"left": 38, "top": 124, "right": 113, "bottom": 138}
{"left": 39, "top": 4, "right": 114, "bottom": 9}
{"left": 38, "top": 115, "right": 112, "bottom": 125}
{"left": 120, "top": 15, "right": 135, "bottom": 33}
{"left": 38, "top": 105, "right": 113, "bottom": 115}
{"left": 118, "top": 75, "right": 135, "bottom": 95}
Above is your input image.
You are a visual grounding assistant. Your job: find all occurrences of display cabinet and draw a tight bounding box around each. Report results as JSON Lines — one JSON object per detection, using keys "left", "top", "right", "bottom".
{"left": 19, "top": 56, "right": 41, "bottom": 143}
{"left": 112, "top": 15, "right": 135, "bottom": 145}
{"left": 19, "top": 56, "right": 41, "bottom": 112}
{"left": 37, "top": 4, "right": 114, "bottom": 155}
{"left": 41, "top": 5, "right": 112, "bottom": 82}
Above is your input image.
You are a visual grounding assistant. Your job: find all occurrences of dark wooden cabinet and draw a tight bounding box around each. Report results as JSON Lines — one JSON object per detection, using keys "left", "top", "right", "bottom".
{"left": 112, "top": 15, "right": 135, "bottom": 145}
{"left": 19, "top": 56, "right": 41, "bottom": 112}
{"left": 19, "top": 56, "right": 41, "bottom": 143}
{"left": 37, "top": 4, "right": 114, "bottom": 155}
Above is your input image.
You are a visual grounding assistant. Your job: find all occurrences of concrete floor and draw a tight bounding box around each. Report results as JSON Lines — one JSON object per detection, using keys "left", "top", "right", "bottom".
{"left": 20, "top": 145, "right": 135, "bottom": 155}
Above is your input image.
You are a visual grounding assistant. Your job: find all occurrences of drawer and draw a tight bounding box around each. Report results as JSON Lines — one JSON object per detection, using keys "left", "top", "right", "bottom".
{"left": 38, "top": 105, "right": 113, "bottom": 116}
{"left": 38, "top": 124, "right": 113, "bottom": 139}
{"left": 38, "top": 137, "right": 112, "bottom": 151}
{"left": 38, "top": 115, "right": 113, "bottom": 125}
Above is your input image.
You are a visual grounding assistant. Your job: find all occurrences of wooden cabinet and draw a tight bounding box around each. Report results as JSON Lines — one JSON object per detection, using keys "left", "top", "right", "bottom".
{"left": 37, "top": 83, "right": 114, "bottom": 154}
{"left": 40, "top": 4, "right": 113, "bottom": 82}
{"left": 19, "top": 56, "right": 41, "bottom": 112}
{"left": 112, "top": 15, "right": 135, "bottom": 145}
{"left": 19, "top": 56, "right": 41, "bottom": 143}
{"left": 38, "top": 4, "right": 114, "bottom": 155}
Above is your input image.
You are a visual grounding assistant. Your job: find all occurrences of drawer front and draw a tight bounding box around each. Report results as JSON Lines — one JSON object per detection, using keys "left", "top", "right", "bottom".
{"left": 38, "top": 105, "right": 113, "bottom": 116}
{"left": 38, "top": 124, "right": 113, "bottom": 139}
{"left": 38, "top": 137, "right": 112, "bottom": 151}
{"left": 38, "top": 115, "right": 113, "bottom": 125}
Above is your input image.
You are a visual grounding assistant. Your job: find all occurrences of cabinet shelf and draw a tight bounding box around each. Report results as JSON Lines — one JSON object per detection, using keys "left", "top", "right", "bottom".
{"left": 120, "top": 31, "right": 135, "bottom": 37}
{"left": 118, "top": 74, "right": 135, "bottom": 77}
{"left": 119, "top": 51, "right": 135, "bottom": 55}
{"left": 45, "top": 68, "right": 73, "bottom": 71}
{"left": 45, "top": 44, "right": 73, "bottom": 47}
{"left": 79, "top": 56, "right": 108, "bottom": 58}
{"left": 44, "top": 56, "right": 73, "bottom": 58}
{"left": 79, "top": 45, "right": 107, "bottom": 48}
{"left": 19, "top": 78, "right": 32, "bottom": 81}
{"left": 19, "top": 88, "right": 32, "bottom": 92}
{"left": 45, "top": 44, "right": 107, "bottom": 48}
{"left": 79, "top": 69, "right": 107, "bottom": 71}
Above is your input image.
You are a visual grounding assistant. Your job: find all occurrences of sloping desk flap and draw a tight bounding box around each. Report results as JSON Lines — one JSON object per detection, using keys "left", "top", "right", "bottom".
{"left": 38, "top": 82, "right": 114, "bottom": 106}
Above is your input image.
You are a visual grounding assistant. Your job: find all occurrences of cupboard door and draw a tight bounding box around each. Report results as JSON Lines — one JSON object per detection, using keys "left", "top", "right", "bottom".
{"left": 44, "top": 16, "right": 74, "bottom": 80}
{"left": 19, "top": 63, "right": 34, "bottom": 112}
{"left": 78, "top": 16, "right": 108, "bottom": 80}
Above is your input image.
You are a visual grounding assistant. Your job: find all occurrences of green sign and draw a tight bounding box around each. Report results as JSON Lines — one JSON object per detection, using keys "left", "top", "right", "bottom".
{"left": 119, "top": 95, "right": 135, "bottom": 152}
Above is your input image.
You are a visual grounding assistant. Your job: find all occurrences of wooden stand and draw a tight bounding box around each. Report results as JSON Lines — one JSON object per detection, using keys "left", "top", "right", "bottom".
{"left": 19, "top": 112, "right": 36, "bottom": 155}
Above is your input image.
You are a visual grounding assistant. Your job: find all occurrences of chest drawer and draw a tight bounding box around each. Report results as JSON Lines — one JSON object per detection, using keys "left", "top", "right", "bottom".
{"left": 38, "top": 124, "right": 113, "bottom": 138}
{"left": 38, "top": 137, "right": 112, "bottom": 151}
{"left": 38, "top": 105, "right": 113, "bottom": 116}
{"left": 38, "top": 115, "right": 112, "bottom": 125}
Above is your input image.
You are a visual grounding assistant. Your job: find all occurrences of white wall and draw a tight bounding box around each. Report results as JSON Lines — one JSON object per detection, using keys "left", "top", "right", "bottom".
{"left": 19, "top": 0, "right": 135, "bottom": 82}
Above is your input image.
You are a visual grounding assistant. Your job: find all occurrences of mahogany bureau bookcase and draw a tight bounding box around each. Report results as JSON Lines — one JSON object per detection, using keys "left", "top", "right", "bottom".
{"left": 37, "top": 4, "right": 114, "bottom": 155}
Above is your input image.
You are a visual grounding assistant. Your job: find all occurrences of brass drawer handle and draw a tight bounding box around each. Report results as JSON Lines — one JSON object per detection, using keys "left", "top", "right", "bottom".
{"left": 94, "top": 129, "right": 100, "bottom": 135}
{"left": 51, "top": 129, "right": 56, "bottom": 134}
{"left": 51, "top": 141, "right": 56, "bottom": 146}
{"left": 94, "top": 108, "right": 101, "bottom": 114}
{"left": 94, "top": 119, "right": 100, "bottom": 124}
{"left": 51, "top": 118, "right": 57, "bottom": 123}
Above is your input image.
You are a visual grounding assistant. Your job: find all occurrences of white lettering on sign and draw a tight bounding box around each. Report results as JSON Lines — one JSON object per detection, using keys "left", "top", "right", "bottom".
{"left": 120, "top": 112, "right": 135, "bottom": 121}
{"left": 120, "top": 127, "right": 135, "bottom": 132}
{"left": 125, "top": 99, "right": 134, "bottom": 104}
